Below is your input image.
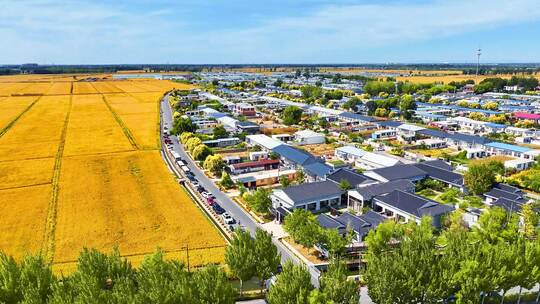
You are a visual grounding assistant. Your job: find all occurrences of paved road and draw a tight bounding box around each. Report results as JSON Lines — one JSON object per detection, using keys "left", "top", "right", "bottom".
{"left": 159, "top": 95, "right": 322, "bottom": 288}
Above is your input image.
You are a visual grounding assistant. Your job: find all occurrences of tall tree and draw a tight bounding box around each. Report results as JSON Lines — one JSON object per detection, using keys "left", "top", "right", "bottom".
{"left": 254, "top": 228, "right": 281, "bottom": 290}
{"left": 243, "top": 188, "right": 272, "bottom": 214}
{"left": 192, "top": 144, "right": 212, "bottom": 161}
{"left": 284, "top": 209, "right": 322, "bottom": 252}
{"left": 171, "top": 117, "right": 197, "bottom": 135}
{"left": 135, "top": 250, "right": 194, "bottom": 304}
{"left": 317, "top": 259, "right": 359, "bottom": 304}
{"left": 464, "top": 163, "right": 495, "bottom": 195}
{"left": 203, "top": 154, "right": 225, "bottom": 176}
{"left": 225, "top": 229, "right": 256, "bottom": 295}
{"left": 212, "top": 125, "right": 229, "bottom": 139}
{"left": 194, "top": 265, "right": 235, "bottom": 304}
{"left": 267, "top": 261, "right": 313, "bottom": 304}
{"left": 281, "top": 106, "right": 303, "bottom": 125}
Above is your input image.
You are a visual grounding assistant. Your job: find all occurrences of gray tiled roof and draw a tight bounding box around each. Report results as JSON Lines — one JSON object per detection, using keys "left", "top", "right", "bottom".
{"left": 327, "top": 168, "right": 372, "bottom": 187}
{"left": 494, "top": 183, "right": 522, "bottom": 194}
{"left": 370, "top": 164, "right": 427, "bottom": 181}
{"left": 484, "top": 188, "right": 525, "bottom": 202}
{"left": 281, "top": 180, "right": 343, "bottom": 203}
{"left": 414, "top": 163, "right": 464, "bottom": 186}
{"left": 354, "top": 179, "right": 415, "bottom": 201}
{"left": 304, "top": 162, "right": 333, "bottom": 178}
{"left": 421, "top": 159, "right": 453, "bottom": 171}
{"left": 272, "top": 145, "right": 319, "bottom": 166}
{"left": 492, "top": 198, "right": 524, "bottom": 213}
{"left": 374, "top": 190, "right": 454, "bottom": 218}
{"left": 317, "top": 214, "right": 345, "bottom": 230}
{"left": 339, "top": 112, "right": 378, "bottom": 122}
{"left": 335, "top": 211, "right": 385, "bottom": 239}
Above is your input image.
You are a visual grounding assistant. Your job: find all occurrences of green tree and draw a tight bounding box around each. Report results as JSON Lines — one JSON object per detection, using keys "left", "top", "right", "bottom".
{"left": 135, "top": 250, "right": 194, "bottom": 304}
{"left": 284, "top": 209, "right": 321, "bottom": 252}
{"left": 194, "top": 265, "right": 235, "bottom": 304}
{"left": 179, "top": 132, "right": 194, "bottom": 144}
{"left": 373, "top": 107, "right": 389, "bottom": 117}
{"left": 225, "top": 229, "right": 256, "bottom": 295}
{"left": 399, "top": 94, "right": 417, "bottom": 120}
{"left": 281, "top": 106, "right": 303, "bottom": 125}
{"left": 342, "top": 97, "right": 361, "bottom": 111}
{"left": 267, "top": 261, "right": 313, "bottom": 304}
{"left": 185, "top": 137, "right": 202, "bottom": 153}
{"left": 171, "top": 117, "right": 197, "bottom": 135}
{"left": 300, "top": 85, "right": 323, "bottom": 100}
{"left": 244, "top": 188, "right": 272, "bottom": 214}
{"left": 212, "top": 125, "right": 229, "bottom": 139}
{"left": 320, "top": 229, "right": 352, "bottom": 259}
{"left": 365, "top": 218, "right": 437, "bottom": 304}
{"left": 338, "top": 179, "right": 352, "bottom": 191}
{"left": 464, "top": 163, "right": 495, "bottom": 195}
{"left": 294, "top": 170, "right": 305, "bottom": 184}
{"left": 317, "top": 259, "right": 359, "bottom": 304}
{"left": 203, "top": 154, "right": 225, "bottom": 176}
{"left": 220, "top": 171, "right": 234, "bottom": 189}
{"left": 192, "top": 144, "right": 212, "bottom": 161}
{"left": 254, "top": 228, "right": 281, "bottom": 290}
{"left": 0, "top": 252, "right": 23, "bottom": 303}
{"left": 279, "top": 175, "right": 290, "bottom": 187}
{"left": 522, "top": 203, "right": 539, "bottom": 239}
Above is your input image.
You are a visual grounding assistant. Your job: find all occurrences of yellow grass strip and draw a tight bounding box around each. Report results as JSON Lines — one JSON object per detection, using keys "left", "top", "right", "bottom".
{"left": 101, "top": 94, "right": 140, "bottom": 149}
{"left": 42, "top": 95, "right": 72, "bottom": 263}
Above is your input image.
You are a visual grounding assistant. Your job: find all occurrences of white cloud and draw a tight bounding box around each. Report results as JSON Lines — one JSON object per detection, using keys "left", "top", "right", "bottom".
{"left": 0, "top": 0, "right": 539, "bottom": 63}
{"left": 200, "top": 0, "right": 540, "bottom": 62}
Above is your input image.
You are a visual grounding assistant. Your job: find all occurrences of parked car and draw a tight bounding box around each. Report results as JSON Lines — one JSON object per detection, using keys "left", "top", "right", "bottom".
{"left": 201, "top": 192, "right": 212, "bottom": 199}
{"left": 207, "top": 196, "right": 215, "bottom": 205}
{"left": 212, "top": 204, "right": 225, "bottom": 214}
{"left": 221, "top": 212, "right": 235, "bottom": 225}
{"left": 191, "top": 181, "right": 199, "bottom": 188}
{"left": 197, "top": 186, "right": 206, "bottom": 193}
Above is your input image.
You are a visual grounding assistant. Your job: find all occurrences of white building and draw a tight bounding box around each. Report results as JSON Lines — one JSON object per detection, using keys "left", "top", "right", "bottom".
{"left": 355, "top": 152, "right": 401, "bottom": 170}
{"left": 294, "top": 130, "right": 325, "bottom": 145}
{"left": 246, "top": 134, "right": 284, "bottom": 151}
{"left": 504, "top": 158, "right": 535, "bottom": 171}
{"left": 334, "top": 146, "right": 366, "bottom": 163}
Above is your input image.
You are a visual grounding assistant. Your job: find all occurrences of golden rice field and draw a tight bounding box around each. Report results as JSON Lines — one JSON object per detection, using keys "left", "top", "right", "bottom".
{"left": 0, "top": 76, "right": 223, "bottom": 270}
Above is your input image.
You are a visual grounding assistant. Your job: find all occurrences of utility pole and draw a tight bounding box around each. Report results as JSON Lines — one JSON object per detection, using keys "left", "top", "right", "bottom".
{"left": 476, "top": 48, "right": 482, "bottom": 78}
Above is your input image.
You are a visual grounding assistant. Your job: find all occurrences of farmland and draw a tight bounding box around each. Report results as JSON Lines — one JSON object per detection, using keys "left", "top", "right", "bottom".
{"left": 0, "top": 76, "right": 223, "bottom": 270}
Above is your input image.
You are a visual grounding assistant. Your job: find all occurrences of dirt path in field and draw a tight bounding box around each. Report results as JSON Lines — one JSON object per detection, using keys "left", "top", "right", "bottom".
{"left": 42, "top": 95, "right": 72, "bottom": 263}
{"left": 101, "top": 95, "right": 141, "bottom": 150}
{"left": 0, "top": 95, "right": 41, "bottom": 138}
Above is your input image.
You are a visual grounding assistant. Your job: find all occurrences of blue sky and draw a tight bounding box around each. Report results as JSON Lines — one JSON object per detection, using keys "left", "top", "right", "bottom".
{"left": 1, "top": 0, "right": 540, "bottom": 64}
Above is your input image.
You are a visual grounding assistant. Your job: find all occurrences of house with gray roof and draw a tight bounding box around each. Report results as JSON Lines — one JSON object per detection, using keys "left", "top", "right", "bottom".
{"left": 364, "top": 164, "right": 427, "bottom": 183}
{"left": 335, "top": 211, "right": 386, "bottom": 242}
{"left": 413, "top": 161, "right": 465, "bottom": 191}
{"left": 347, "top": 179, "right": 415, "bottom": 212}
{"left": 326, "top": 168, "right": 376, "bottom": 188}
{"left": 271, "top": 181, "right": 344, "bottom": 221}
{"left": 372, "top": 190, "right": 454, "bottom": 227}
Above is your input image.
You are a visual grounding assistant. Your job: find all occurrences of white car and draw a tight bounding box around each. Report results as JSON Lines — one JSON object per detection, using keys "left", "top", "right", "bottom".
{"left": 221, "top": 212, "right": 235, "bottom": 225}
{"left": 201, "top": 191, "right": 212, "bottom": 198}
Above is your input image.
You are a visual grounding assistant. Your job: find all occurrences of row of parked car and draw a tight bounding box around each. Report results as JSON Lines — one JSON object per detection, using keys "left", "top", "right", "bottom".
{"left": 164, "top": 134, "right": 238, "bottom": 232}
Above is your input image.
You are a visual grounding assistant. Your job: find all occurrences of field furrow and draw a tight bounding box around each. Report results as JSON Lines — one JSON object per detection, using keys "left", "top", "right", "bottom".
{"left": 63, "top": 94, "right": 134, "bottom": 156}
